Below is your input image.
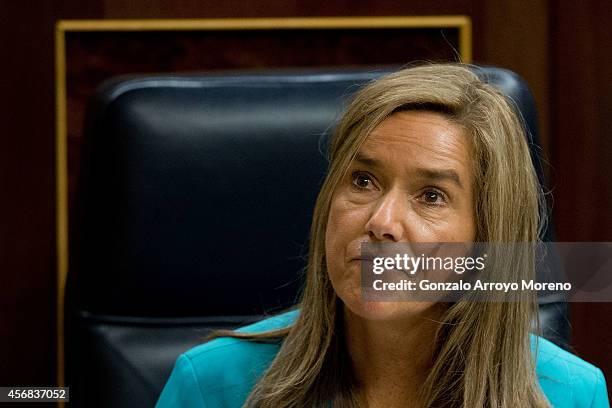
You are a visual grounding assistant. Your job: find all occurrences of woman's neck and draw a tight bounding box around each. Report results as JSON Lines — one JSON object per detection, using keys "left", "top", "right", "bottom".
{"left": 343, "top": 303, "right": 446, "bottom": 408}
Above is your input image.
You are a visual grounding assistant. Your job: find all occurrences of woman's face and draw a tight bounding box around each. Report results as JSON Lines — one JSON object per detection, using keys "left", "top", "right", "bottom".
{"left": 325, "top": 110, "right": 476, "bottom": 321}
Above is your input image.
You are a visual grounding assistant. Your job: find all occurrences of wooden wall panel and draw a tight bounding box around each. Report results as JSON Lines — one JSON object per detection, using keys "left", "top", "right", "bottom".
{"left": 551, "top": 0, "right": 612, "bottom": 384}
{"left": 101, "top": 0, "right": 476, "bottom": 19}
{"left": 481, "top": 0, "right": 550, "bottom": 156}
{"left": 0, "top": 1, "right": 56, "bottom": 388}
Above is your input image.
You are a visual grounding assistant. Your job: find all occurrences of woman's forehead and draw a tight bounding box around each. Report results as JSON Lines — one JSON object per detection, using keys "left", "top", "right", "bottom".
{"left": 358, "top": 111, "right": 472, "bottom": 171}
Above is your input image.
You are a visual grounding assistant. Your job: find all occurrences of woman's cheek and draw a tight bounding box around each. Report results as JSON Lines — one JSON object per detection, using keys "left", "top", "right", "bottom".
{"left": 326, "top": 195, "right": 368, "bottom": 283}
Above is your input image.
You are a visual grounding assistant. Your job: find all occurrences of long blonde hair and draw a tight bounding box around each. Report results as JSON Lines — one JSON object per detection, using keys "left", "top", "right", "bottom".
{"left": 216, "top": 63, "right": 550, "bottom": 408}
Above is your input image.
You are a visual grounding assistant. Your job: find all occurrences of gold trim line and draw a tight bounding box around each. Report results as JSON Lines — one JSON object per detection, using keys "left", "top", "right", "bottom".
{"left": 55, "top": 20, "right": 67, "bottom": 408}
{"left": 57, "top": 16, "right": 471, "bottom": 32}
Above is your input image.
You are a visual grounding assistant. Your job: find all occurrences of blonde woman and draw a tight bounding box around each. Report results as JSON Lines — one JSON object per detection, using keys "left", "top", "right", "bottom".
{"left": 156, "top": 64, "right": 609, "bottom": 408}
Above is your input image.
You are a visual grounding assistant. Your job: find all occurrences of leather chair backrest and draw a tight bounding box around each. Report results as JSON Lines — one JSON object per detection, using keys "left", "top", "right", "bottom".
{"left": 66, "top": 67, "right": 567, "bottom": 407}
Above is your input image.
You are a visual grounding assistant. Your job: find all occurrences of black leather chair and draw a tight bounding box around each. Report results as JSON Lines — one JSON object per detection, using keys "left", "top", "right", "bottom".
{"left": 65, "top": 66, "right": 568, "bottom": 407}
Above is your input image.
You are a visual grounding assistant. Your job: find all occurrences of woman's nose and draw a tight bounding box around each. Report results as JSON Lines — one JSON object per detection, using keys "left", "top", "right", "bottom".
{"left": 364, "top": 189, "right": 408, "bottom": 242}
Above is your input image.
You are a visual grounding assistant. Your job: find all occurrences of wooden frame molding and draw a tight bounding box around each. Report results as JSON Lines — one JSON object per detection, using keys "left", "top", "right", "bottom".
{"left": 54, "top": 15, "right": 472, "bottom": 401}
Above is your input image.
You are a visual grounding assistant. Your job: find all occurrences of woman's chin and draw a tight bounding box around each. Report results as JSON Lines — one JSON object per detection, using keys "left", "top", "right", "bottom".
{"left": 342, "top": 293, "right": 431, "bottom": 322}
{"left": 354, "top": 300, "right": 403, "bottom": 321}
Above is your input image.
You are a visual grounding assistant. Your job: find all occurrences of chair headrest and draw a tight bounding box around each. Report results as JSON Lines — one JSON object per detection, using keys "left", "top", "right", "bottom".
{"left": 71, "top": 67, "right": 551, "bottom": 318}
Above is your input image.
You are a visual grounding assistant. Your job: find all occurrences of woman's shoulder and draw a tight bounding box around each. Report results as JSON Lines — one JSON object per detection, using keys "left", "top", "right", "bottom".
{"left": 157, "top": 312, "right": 609, "bottom": 408}
{"left": 532, "top": 335, "right": 609, "bottom": 408}
{"left": 183, "top": 309, "right": 298, "bottom": 373}
{"left": 155, "top": 310, "right": 298, "bottom": 407}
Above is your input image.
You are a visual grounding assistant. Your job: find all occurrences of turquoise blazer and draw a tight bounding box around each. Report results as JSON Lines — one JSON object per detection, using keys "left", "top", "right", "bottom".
{"left": 156, "top": 310, "right": 609, "bottom": 407}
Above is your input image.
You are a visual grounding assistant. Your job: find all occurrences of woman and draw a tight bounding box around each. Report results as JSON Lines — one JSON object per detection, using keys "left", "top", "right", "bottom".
{"left": 156, "top": 63, "right": 609, "bottom": 407}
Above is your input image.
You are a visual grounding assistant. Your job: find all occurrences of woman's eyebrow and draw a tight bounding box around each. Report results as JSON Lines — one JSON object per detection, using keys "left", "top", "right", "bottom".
{"left": 354, "top": 153, "right": 382, "bottom": 169}
{"left": 354, "top": 153, "right": 464, "bottom": 189}
{"left": 414, "top": 168, "right": 464, "bottom": 189}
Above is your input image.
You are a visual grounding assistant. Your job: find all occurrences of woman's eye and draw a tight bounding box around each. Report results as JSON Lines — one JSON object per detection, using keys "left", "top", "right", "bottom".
{"left": 419, "top": 189, "right": 447, "bottom": 206}
{"left": 351, "top": 172, "right": 375, "bottom": 190}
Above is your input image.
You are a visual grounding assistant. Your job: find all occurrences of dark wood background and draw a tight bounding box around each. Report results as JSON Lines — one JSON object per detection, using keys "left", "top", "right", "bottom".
{"left": 1, "top": 0, "right": 611, "bottom": 396}
{"left": 64, "top": 26, "right": 462, "bottom": 211}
